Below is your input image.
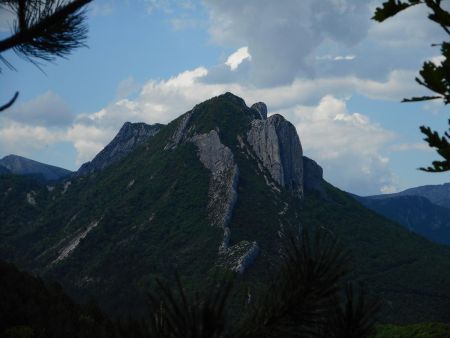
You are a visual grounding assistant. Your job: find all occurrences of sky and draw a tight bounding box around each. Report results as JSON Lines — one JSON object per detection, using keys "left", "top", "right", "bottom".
{"left": 1, "top": 0, "right": 450, "bottom": 196}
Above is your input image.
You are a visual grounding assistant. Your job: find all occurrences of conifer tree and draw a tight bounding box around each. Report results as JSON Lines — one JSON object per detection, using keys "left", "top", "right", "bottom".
{"left": 373, "top": 0, "right": 450, "bottom": 172}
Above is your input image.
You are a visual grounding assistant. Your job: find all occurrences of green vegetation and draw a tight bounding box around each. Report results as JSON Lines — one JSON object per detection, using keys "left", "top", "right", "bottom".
{"left": 1, "top": 228, "right": 380, "bottom": 338}
{"left": 301, "top": 184, "right": 450, "bottom": 323}
{"left": 1, "top": 93, "right": 450, "bottom": 326}
{"left": 0, "top": 260, "right": 116, "bottom": 338}
{"left": 377, "top": 322, "right": 450, "bottom": 337}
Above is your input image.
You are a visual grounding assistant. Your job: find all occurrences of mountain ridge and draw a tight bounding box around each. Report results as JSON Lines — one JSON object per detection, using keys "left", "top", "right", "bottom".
{"left": 366, "top": 182, "right": 450, "bottom": 209}
{"left": 358, "top": 183, "right": 450, "bottom": 245}
{"left": 1, "top": 92, "right": 450, "bottom": 324}
{"left": 75, "top": 122, "right": 164, "bottom": 177}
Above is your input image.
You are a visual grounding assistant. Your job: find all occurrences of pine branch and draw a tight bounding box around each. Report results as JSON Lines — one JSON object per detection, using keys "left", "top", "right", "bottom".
{"left": 372, "top": 0, "right": 422, "bottom": 22}
{"left": 146, "top": 273, "right": 233, "bottom": 338}
{"left": 0, "top": 91, "right": 19, "bottom": 112}
{"left": 419, "top": 122, "right": 450, "bottom": 172}
{"left": 0, "top": 0, "right": 92, "bottom": 68}
{"left": 235, "top": 228, "right": 351, "bottom": 337}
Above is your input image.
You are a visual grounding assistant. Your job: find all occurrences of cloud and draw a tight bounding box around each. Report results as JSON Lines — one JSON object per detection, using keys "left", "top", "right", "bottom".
{"left": 170, "top": 18, "right": 202, "bottom": 30}
{"left": 0, "top": 120, "right": 62, "bottom": 157}
{"left": 390, "top": 142, "right": 432, "bottom": 152}
{"left": 334, "top": 55, "right": 356, "bottom": 61}
{"left": 66, "top": 124, "right": 115, "bottom": 165}
{"left": 201, "top": 1, "right": 450, "bottom": 86}
{"left": 225, "top": 47, "right": 251, "bottom": 71}
{"left": 204, "top": 0, "right": 371, "bottom": 85}
{"left": 279, "top": 95, "right": 396, "bottom": 195}
{"left": 3, "top": 91, "right": 74, "bottom": 127}
{"left": 144, "top": 0, "right": 195, "bottom": 14}
{"left": 0, "top": 44, "right": 416, "bottom": 192}
{"left": 368, "top": 3, "right": 447, "bottom": 49}
{"left": 90, "top": 2, "right": 115, "bottom": 16}
{"left": 66, "top": 59, "right": 400, "bottom": 194}
{"left": 116, "top": 76, "right": 141, "bottom": 100}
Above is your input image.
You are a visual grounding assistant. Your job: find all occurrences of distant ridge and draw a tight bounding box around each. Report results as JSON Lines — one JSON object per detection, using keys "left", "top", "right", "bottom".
{"left": 367, "top": 183, "right": 450, "bottom": 210}
{"left": 356, "top": 194, "right": 450, "bottom": 245}
{"left": 0, "top": 154, "right": 71, "bottom": 181}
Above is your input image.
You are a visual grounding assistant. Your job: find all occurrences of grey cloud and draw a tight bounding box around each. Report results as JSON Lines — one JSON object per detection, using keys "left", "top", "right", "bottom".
{"left": 4, "top": 91, "right": 74, "bottom": 127}
{"left": 201, "top": 59, "right": 252, "bottom": 84}
{"left": 203, "top": 1, "right": 449, "bottom": 86}
{"left": 204, "top": 0, "right": 371, "bottom": 86}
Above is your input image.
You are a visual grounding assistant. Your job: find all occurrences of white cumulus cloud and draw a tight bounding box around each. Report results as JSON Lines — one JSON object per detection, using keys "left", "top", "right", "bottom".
{"left": 225, "top": 46, "right": 251, "bottom": 71}
{"left": 279, "top": 95, "right": 397, "bottom": 194}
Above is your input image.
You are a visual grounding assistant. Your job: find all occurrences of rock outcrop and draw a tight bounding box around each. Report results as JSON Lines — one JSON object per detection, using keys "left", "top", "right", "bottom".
{"left": 53, "top": 220, "right": 100, "bottom": 264}
{"left": 251, "top": 102, "right": 268, "bottom": 119}
{"left": 233, "top": 241, "right": 260, "bottom": 274}
{"left": 247, "top": 114, "right": 303, "bottom": 197}
{"left": 220, "top": 240, "right": 260, "bottom": 274}
{"left": 164, "top": 111, "right": 193, "bottom": 150}
{"left": 192, "top": 130, "right": 239, "bottom": 250}
{"left": 76, "top": 122, "right": 163, "bottom": 177}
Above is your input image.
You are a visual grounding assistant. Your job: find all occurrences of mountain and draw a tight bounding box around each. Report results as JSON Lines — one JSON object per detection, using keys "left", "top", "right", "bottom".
{"left": 2, "top": 92, "right": 450, "bottom": 324}
{"left": 356, "top": 194, "right": 450, "bottom": 246}
{"left": 369, "top": 183, "right": 450, "bottom": 209}
{"left": 75, "top": 122, "right": 163, "bottom": 177}
{"left": 0, "top": 165, "right": 10, "bottom": 175}
{"left": 0, "top": 154, "right": 72, "bottom": 182}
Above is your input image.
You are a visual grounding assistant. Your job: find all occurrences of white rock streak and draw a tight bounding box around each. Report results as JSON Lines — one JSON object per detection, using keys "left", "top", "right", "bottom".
{"left": 53, "top": 220, "right": 99, "bottom": 263}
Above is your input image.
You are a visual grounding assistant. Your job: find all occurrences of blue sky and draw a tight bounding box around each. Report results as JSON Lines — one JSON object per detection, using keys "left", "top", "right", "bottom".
{"left": 1, "top": 0, "right": 449, "bottom": 195}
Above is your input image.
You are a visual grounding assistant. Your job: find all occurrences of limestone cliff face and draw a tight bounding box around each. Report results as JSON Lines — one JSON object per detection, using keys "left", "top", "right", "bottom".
{"left": 191, "top": 130, "right": 239, "bottom": 232}
{"left": 162, "top": 94, "right": 312, "bottom": 273}
{"left": 76, "top": 122, "right": 163, "bottom": 177}
{"left": 247, "top": 114, "right": 303, "bottom": 197}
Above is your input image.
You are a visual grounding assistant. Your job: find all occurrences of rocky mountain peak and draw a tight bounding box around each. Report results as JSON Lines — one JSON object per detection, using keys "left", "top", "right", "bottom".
{"left": 76, "top": 121, "right": 163, "bottom": 177}
{"left": 247, "top": 114, "right": 304, "bottom": 197}
{"left": 251, "top": 102, "right": 268, "bottom": 119}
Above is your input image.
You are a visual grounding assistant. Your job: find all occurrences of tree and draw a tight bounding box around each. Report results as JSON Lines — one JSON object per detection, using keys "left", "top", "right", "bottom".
{"left": 233, "top": 229, "right": 379, "bottom": 338}
{"left": 0, "top": 0, "right": 93, "bottom": 112}
{"left": 145, "top": 228, "right": 379, "bottom": 338}
{"left": 373, "top": 0, "right": 450, "bottom": 172}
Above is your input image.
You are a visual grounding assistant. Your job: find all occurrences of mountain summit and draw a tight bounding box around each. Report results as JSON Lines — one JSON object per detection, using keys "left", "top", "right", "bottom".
{"left": 1, "top": 92, "right": 450, "bottom": 323}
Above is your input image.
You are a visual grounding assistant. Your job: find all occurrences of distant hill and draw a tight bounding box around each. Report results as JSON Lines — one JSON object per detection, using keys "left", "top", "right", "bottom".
{"left": 0, "top": 154, "right": 72, "bottom": 182}
{"left": 356, "top": 194, "right": 450, "bottom": 246}
{"left": 369, "top": 183, "right": 450, "bottom": 210}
